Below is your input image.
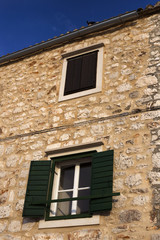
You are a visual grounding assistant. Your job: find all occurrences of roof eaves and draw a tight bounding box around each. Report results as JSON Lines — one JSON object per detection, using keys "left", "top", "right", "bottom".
{"left": 0, "top": 11, "right": 139, "bottom": 66}
{"left": 0, "top": 2, "right": 160, "bottom": 66}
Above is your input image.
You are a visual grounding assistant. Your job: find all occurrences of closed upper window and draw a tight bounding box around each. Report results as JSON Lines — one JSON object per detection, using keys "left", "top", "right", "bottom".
{"left": 64, "top": 51, "right": 97, "bottom": 96}
{"left": 59, "top": 43, "right": 104, "bottom": 101}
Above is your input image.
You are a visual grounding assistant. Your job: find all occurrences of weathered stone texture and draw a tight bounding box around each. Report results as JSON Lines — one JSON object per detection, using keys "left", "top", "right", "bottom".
{"left": 151, "top": 235, "right": 160, "bottom": 240}
{"left": 119, "top": 210, "right": 142, "bottom": 223}
{"left": 8, "top": 220, "right": 21, "bottom": 232}
{"left": 0, "top": 220, "right": 8, "bottom": 232}
{"left": 0, "top": 235, "right": 21, "bottom": 240}
{"left": 0, "top": 10, "right": 159, "bottom": 240}
{"left": 125, "top": 174, "right": 142, "bottom": 188}
{"left": 32, "top": 233, "right": 64, "bottom": 240}
{"left": 0, "top": 205, "right": 11, "bottom": 219}
{"left": 68, "top": 229, "right": 102, "bottom": 240}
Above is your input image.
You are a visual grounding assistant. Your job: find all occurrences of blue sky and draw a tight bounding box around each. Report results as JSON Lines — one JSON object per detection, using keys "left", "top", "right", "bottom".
{"left": 0, "top": 0, "right": 158, "bottom": 57}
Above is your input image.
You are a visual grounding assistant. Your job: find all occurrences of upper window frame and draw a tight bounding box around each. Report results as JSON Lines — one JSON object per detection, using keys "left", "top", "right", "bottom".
{"left": 58, "top": 43, "right": 104, "bottom": 102}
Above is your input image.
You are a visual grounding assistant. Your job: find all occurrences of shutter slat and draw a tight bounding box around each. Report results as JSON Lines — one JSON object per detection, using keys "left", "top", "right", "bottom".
{"left": 28, "top": 180, "right": 48, "bottom": 186}
{"left": 91, "top": 197, "right": 113, "bottom": 204}
{"left": 30, "top": 170, "right": 50, "bottom": 176}
{"left": 91, "top": 188, "right": 112, "bottom": 196}
{"left": 93, "top": 151, "right": 113, "bottom": 158}
{"left": 90, "top": 202, "right": 112, "bottom": 212}
{"left": 93, "top": 165, "right": 113, "bottom": 173}
{"left": 27, "top": 190, "right": 48, "bottom": 196}
{"left": 28, "top": 185, "right": 48, "bottom": 191}
{"left": 92, "top": 176, "right": 113, "bottom": 184}
{"left": 31, "top": 161, "right": 51, "bottom": 166}
{"left": 92, "top": 181, "right": 113, "bottom": 190}
{"left": 92, "top": 159, "right": 113, "bottom": 167}
{"left": 23, "top": 208, "right": 45, "bottom": 217}
{"left": 22, "top": 160, "right": 51, "bottom": 217}
{"left": 92, "top": 171, "right": 113, "bottom": 178}
{"left": 29, "top": 175, "right": 49, "bottom": 181}
{"left": 90, "top": 150, "right": 114, "bottom": 213}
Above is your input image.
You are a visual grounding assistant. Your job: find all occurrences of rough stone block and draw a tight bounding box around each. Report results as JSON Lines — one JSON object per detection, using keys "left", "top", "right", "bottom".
{"left": 68, "top": 229, "right": 102, "bottom": 240}
{"left": 116, "top": 83, "right": 132, "bottom": 93}
{"left": 115, "top": 154, "right": 134, "bottom": 170}
{"left": 16, "top": 199, "right": 24, "bottom": 211}
{"left": 151, "top": 234, "right": 160, "bottom": 240}
{"left": 6, "top": 155, "right": 19, "bottom": 168}
{"left": 141, "top": 110, "right": 160, "bottom": 120}
{"left": 0, "top": 145, "right": 5, "bottom": 157}
{"left": 0, "top": 190, "right": 8, "bottom": 204}
{"left": 0, "top": 171, "right": 6, "bottom": 178}
{"left": 113, "top": 194, "right": 127, "bottom": 208}
{"left": 32, "top": 233, "right": 63, "bottom": 240}
{"left": 0, "top": 205, "right": 11, "bottom": 219}
{"left": 0, "top": 235, "right": 21, "bottom": 240}
{"left": 22, "top": 218, "right": 35, "bottom": 231}
{"left": 125, "top": 174, "right": 142, "bottom": 187}
{"left": 136, "top": 75, "right": 158, "bottom": 87}
{"left": 119, "top": 210, "right": 141, "bottom": 223}
{"left": 60, "top": 133, "right": 70, "bottom": 141}
{"left": 8, "top": 220, "right": 21, "bottom": 232}
{"left": 112, "top": 225, "right": 128, "bottom": 233}
{"left": 152, "top": 152, "right": 160, "bottom": 168}
{"left": 0, "top": 221, "right": 8, "bottom": 232}
{"left": 148, "top": 171, "right": 160, "bottom": 185}
{"left": 132, "top": 195, "right": 149, "bottom": 206}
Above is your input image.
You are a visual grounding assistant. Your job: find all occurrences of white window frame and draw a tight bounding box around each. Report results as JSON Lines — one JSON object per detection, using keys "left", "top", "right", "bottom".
{"left": 58, "top": 43, "right": 104, "bottom": 102}
{"left": 50, "top": 158, "right": 91, "bottom": 217}
{"left": 39, "top": 141, "right": 104, "bottom": 229}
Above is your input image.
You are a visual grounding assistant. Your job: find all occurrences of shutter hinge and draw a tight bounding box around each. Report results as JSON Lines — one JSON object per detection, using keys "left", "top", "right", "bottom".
{"left": 50, "top": 168, "right": 58, "bottom": 175}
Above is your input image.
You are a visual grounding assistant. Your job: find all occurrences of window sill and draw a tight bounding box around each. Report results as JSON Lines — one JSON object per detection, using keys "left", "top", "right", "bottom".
{"left": 58, "top": 88, "right": 101, "bottom": 102}
{"left": 39, "top": 215, "right": 100, "bottom": 229}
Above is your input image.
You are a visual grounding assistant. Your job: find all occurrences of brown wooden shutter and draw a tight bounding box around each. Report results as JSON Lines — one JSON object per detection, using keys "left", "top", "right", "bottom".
{"left": 80, "top": 51, "right": 97, "bottom": 90}
{"left": 64, "top": 55, "right": 82, "bottom": 95}
{"left": 64, "top": 51, "right": 98, "bottom": 96}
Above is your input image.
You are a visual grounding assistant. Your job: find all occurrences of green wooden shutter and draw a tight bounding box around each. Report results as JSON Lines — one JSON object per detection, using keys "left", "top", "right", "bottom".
{"left": 22, "top": 160, "right": 51, "bottom": 217}
{"left": 90, "top": 150, "right": 114, "bottom": 213}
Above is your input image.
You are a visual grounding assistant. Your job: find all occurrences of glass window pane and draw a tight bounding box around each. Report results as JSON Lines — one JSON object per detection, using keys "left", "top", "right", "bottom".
{"left": 59, "top": 166, "right": 74, "bottom": 190}
{"left": 57, "top": 191, "right": 72, "bottom": 216}
{"left": 77, "top": 189, "right": 90, "bottom": 214}
{"left": 79, "top": 162, "right": 91, "bottom": 188}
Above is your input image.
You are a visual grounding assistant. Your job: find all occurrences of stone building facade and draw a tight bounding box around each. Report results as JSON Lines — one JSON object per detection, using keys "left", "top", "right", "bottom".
{"left": 0, "top": 3, "right": 160, "bottom": 240}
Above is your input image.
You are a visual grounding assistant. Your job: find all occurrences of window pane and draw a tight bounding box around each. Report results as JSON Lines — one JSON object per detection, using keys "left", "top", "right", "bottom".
{"left": 59, "top": 166, "right": 74, "bottom": 190}
{"left": 57, "top": 191, "right": 72, "bottom": 216}
{"left": 79, "top": 162, "right": 91, "bottom": 188}
{"left": 77, "top": 189, "right": 90, "bottom": 214}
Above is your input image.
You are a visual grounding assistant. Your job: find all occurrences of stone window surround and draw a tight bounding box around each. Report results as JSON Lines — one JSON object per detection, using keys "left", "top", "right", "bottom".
{"left": 39, "top": 141, "right": 104, "bottom": 229}
{"left": 58, "top": 43, "right": 104, "bottom": 102}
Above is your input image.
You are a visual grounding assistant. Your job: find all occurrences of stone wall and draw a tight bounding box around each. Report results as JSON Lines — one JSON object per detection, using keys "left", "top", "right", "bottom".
{"left": 0, "top": 12, "right": 160, "bottom": 240}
